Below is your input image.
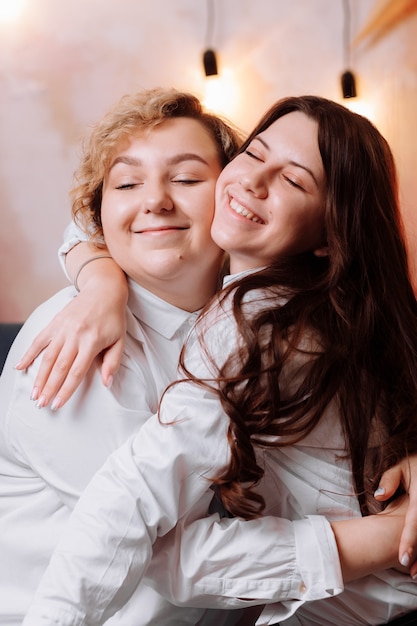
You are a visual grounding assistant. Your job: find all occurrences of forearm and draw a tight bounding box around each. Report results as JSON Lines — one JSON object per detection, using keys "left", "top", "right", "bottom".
{"left": 22, "top": 437, "right": 156, "bottom": 626}
{"left": 331, "top": 509, "right": 403, "bottom": 582}
{"left": 149, "top": 505, "right": 407, "bottom": 606}
{"left": 22, "top": 402, "right": 229, "bottom": 626}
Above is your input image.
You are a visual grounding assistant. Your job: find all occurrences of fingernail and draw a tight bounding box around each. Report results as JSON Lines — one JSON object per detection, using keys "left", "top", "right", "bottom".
{"left": 31, "top": 387, "right": 40, "bottom": 401}
{"left": 51, "top": 397, "right": 63, "bottom": 411}
{"left": 374, "top": 487, "right": 385, "bottom": 498}
{"left": 14, "top": 361, "right": 22, "bottom": 370}
{"left": 36, "top": 395, "right": 46, "bottom": 409}
{"left": 401, "top": 553, "right": 411, "bottom": 567}
{"left": 105, "top": 375, "right": 113, "bottom": 389}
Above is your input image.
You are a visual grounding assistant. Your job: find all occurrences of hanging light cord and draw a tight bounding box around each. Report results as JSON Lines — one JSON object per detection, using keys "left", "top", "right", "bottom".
{"left": 342, "top": 0, "right": 351, "bottom": 69}
{"left": 341, "top": 0, "right": 357, "bottom": 98}
{"left": 205, "top": 0, "right": 215, "bottom": 49}
{"left": 202, "top": 0, "right": 218, "bottom": 76}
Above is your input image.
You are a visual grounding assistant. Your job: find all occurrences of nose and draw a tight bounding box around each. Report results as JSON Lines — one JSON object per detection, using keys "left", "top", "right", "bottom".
{"left": 143, "top": 181, "right": 174, "bottom": 214}
{"left": 239, "top": 166, "right": 268, "bottom": 198}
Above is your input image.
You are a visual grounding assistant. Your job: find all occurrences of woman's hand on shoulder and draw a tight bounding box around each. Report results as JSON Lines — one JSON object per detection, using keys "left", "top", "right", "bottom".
{"left": 16, "top": 274, "right": 128, "bottom": 410}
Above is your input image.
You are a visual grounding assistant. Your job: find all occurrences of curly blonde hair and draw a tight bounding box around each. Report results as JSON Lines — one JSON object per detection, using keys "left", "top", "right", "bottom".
{"left": 70, "top": 88, "right": 242, "bottom": 243}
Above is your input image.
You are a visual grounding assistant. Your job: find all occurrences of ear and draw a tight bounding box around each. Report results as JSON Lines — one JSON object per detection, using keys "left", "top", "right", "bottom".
{"left": 313, "top": 245, "right": 329, "bottom": 258}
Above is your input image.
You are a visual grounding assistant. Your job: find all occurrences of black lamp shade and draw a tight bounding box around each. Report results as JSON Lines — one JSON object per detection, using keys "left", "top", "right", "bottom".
{"left": 203, "top": 49, "right": 218, "bottom": 76}
{"left": 341, "top": 70, "right": 357, "bottom": 98}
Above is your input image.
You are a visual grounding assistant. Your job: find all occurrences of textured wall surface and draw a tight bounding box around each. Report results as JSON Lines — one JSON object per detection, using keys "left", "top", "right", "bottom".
{"left": 1, "top": 0, "right": 417, "bottom": 320}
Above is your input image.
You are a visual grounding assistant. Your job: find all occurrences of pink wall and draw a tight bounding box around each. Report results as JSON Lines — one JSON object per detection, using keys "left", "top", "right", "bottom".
{"left": 1, "top": 0, "right": 417, "bottom": 320}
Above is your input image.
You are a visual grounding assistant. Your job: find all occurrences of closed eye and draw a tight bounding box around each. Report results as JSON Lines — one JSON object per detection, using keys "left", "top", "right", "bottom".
{"left": 172, "top": 178, "right": 203, "bottom": 185}
{"left": 284, "top": 175, "right": 305, "bottom": 191}
{"left": 116, "top": 182, "right": 138, "bottom": 190}
{"left": 244, "top": 149, "right": 263, "bottom": 161}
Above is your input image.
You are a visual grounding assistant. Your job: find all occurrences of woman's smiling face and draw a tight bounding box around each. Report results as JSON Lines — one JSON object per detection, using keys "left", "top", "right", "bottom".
{"left": 100, "top": 117, "right": 224, "bottom": 307}
{"left": 211, "top": 111, "right": 327, "bottom": 274}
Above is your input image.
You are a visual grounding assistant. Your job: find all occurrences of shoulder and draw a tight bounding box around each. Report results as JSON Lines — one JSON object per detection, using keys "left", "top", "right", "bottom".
{"left": 3, "top": 287, "right": 75, "bottom": 366}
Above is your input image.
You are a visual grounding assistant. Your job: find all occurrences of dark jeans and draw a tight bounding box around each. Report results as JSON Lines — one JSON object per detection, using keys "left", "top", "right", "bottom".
{"left": 384, "top": 610, "right": 417, "bottom": 625}
{"left": 0, "top": 323, "right": 23, "bottom": 374}
{"left": 271, "top": 611, "right": 417, "bottom": 626}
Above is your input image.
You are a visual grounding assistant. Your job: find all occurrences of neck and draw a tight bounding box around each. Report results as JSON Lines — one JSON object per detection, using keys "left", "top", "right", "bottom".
{"left": 229, "top": 257, "right": 263, "bottom": 276}
{"left": 134, "top": 270, "right": 219, "bottom": 313}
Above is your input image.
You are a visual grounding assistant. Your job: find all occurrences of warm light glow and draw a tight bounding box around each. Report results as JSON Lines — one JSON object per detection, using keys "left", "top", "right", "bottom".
{"left": 342, "top": 98, "right": 376, "bottom": 122}
{"left": 202, "top": 68, "right": 240, "bottom": 123}
{"left": 0, "top": 0, "right": 25, "bottom": 22}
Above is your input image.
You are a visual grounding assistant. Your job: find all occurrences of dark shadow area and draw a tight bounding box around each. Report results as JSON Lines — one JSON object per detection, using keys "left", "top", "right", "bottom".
{"left": 0, "top": 323, "right": 23, "bottom": 374}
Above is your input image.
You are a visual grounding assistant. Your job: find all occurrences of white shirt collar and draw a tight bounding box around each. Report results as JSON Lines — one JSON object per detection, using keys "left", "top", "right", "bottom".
{"left": 222, "top": 267, "right": 266, "bottom": 287}
{"left": 127, "top": 278, "right": 199, "bottom": 340}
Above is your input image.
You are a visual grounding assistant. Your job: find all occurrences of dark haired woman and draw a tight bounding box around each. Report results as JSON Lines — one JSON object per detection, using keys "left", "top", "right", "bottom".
{"left": 23, "top": 96, "right": 417, "bottom": 626}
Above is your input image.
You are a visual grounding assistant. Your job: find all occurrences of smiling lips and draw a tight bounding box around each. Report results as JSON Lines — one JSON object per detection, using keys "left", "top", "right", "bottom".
{"left": 229, "top": 197, "right": 264, "bottom": 224}
{"left": 137, "top": 225, "right": 187, "bottom": 234}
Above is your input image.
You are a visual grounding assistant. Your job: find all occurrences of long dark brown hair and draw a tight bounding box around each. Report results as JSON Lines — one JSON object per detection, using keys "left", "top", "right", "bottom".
{"left": 179, "top": 95, "right": 417, "bottom": 519}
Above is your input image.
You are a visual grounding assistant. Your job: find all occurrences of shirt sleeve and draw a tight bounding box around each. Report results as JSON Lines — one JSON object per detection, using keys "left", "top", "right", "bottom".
{"left": 22, "top": 380, "right": 232, "bottom": 626}
{"left": 144, "top": 512, "right": 342, "bottom": 624}
{"left": 58, "top": 222, "right": 89, "bottom": 281}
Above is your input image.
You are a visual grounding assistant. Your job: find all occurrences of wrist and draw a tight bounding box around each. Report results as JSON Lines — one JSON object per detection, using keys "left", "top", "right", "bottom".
{"left": 74, "top": 255, "right": 114, "bottom": 291}
{"left": 331, "top": 513, "right": 400, "bottom": 582}
{"left": 75, "top": 258, "right": 128, "bottom": 301}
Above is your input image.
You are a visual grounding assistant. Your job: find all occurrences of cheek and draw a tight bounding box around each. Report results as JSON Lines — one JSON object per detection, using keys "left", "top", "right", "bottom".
{"left": 209, "top": 209, "right": 223, "bottom": 242}
{"left": 199, "top": 198, "right": 215, "bottom": 224}
{"left": 213, "top": 169, "right": 233, "bottom": 205}
{"left": 192, "top": 194, "right": 216, "bottom": 237}
{"left": 100, "top": 204, "right": 111, "bottom": 236}
{"left": 218, "top": 157, "right": 240, "bottom": 181}
{"left": 196, "top": 216, "right": 216, "bottom": 248}
{"left": 100, "top": 204, "right": 125, "bottom": 249}
{"left": 191, "top": 209, "right": 221, "bottom": 253}
{"left": 101, "top": 197, "right": 130, "bottom": 229}
{"left": 209, "top": 218, "right": 233, "bottom": 254}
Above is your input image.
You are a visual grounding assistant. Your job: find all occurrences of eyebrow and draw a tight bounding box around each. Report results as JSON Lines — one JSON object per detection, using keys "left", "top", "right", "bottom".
{"left": 109, "top": 152, "right": 210, "bottom": 171}
{"left": 253, "top": 136, "right": 320, "bottom": 186}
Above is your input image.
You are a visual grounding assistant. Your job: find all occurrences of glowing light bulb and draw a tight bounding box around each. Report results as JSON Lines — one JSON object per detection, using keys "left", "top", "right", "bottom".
{"left": 343, "top": 98, "right": 375, "bottom": 122}
{"left": 0, "top": 0, "right": 25, "bottom": 23}
{"left": 202, "top": 68, "right": 240, "bottom": 122}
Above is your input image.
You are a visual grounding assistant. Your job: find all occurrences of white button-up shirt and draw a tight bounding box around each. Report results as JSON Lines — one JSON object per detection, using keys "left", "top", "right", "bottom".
{"left": 21, "top": 278, "right": 417, "bottom": 626}
{"left": 0, "top": 278, "right": 342, "bottom": 626}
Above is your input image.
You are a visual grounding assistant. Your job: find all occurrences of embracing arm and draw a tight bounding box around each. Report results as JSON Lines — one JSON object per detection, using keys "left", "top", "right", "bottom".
{"left": 16, "top": 223, "right": 128, "bottom": 409}
{"left": 144, "top": 498, "right": 408, "bottom": 616}
{"left": 21, "top": 372, "right": 233, "bottom": 626}
{"left": 21, "top": 466, "right": 409, "bottom": 626}
{"left": 20, "top": 306, "right": 412, "bottom": 625}
{"left": 21, "top": 390, "right": 410, "bottom": 626}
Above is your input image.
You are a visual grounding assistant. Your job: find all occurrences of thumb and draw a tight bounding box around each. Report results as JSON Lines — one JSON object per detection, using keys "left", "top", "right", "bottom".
{"left": 374, "top": 465, "right": 403, "bottom": 501}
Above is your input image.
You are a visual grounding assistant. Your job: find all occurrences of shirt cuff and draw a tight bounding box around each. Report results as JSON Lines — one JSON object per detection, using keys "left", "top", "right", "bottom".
{"left": 257, "top": 515, "right": 344, "bottom": 625}
{"left": 58, "top": 223, "right": 88, "bottom": 282}
{"left": 295, "top": 514, "right": 343, "bottom": 599}
{"left": 22, "top": 603, "right": 85, "bottom": 626}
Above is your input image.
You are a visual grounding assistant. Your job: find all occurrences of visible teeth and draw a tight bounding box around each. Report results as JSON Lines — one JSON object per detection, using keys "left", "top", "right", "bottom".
{"left": 230, "top": 198, "right": 263, "bottom": 223}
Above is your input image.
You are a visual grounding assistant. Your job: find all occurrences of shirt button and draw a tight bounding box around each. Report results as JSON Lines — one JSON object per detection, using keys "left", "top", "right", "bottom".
{"left": 299, "top": 581, "right": 307, "bottom": 594}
